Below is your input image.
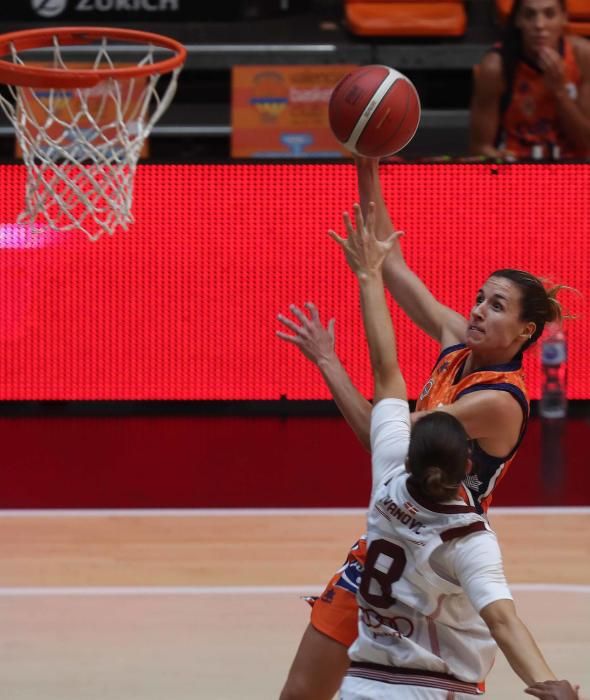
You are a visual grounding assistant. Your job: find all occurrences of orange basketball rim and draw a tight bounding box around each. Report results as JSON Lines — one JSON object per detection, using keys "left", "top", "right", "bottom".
{"left": 0, "top": 26, "right": 186, "bottom": 88}
{"left": 0, "top": 27, "right": 187, "bottom": 241}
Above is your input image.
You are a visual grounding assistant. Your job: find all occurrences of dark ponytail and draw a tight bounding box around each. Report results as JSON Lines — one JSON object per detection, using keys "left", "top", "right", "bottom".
{"left": 420, "top": 466, "right": 461, "bottom": 502}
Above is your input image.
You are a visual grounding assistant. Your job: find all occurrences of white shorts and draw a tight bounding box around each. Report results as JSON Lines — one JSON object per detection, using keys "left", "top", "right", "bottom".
{"left": 340, "top": 674, "right": 482, "bottom": 699}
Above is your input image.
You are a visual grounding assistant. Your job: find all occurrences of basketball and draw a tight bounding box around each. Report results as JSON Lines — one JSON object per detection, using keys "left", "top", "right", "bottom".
{"left": 328, "top": 65, "right": 421, "bottom": 158}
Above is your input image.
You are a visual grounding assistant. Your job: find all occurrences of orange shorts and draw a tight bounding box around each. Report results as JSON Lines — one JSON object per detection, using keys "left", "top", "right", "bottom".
{"left": 310, "top": 538, "right": 367, "bottom": 648}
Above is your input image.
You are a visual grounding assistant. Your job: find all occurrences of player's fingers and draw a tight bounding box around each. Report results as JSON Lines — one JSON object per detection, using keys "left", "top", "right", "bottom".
{"left": 277, "top": 313, "right": 303, "bottom": 334}
{"left": 341, "top": 211, "right": 355, "bottom": 237}
{"left": 365, "top": 201, "right": 377, "bottom": 237}
{"left": 276, "top": 331, "right": 302, "bottom": 345}
{"left": 540, "top": 54, "right": 559, "bottom": 74}
{"left": 543, "top": 48, "right": 561, "bottom": 66}
{"left": 537, "top": 52, "right": 549, "bottom": 70}
{"left": 525, "top": 684, "right": 561, "bottom": 699}
{"left": 384, "top": 230, "right": 404, "bottom": 247}
{"left": 289, "top": 303, "right": 311, "bottom": 326}
{"left": 327, "top": 318, "right": 336, "bottom": 338}
{"left": 304, "top": 301, "right": 320, "bottom": 323}
{"left": 538, "top": 46, "right": 553, "bottom": 63}
{"left": 353, "top": 203, "right": 366, "bottom": 240}
{"left": 328, "top": 229, "right": 346, "bottom": 247}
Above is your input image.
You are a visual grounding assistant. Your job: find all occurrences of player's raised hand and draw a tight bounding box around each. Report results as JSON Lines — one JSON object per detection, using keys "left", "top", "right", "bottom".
{"left": 525, "top": 680, "right": 582, "bottom": 699}
{"left": 276, "top": 302, "right": 336, "bottom": 366}
{"left": 328, "top": 202, "right": 402, "bottom": 278}
{"left": 537, "top": 46, "right": 566, "bottom": 96}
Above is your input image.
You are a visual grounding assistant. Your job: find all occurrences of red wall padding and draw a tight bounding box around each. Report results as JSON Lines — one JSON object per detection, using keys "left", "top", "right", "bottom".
{"left": 0, "top": 416, "right": 584, "bottom": 508}
{"left": 0, "top": 163, "right": 587, "bottom": 399}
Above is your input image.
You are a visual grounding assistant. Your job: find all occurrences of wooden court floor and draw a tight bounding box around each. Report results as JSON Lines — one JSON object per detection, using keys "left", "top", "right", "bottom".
{"left": 0, "top": 509, "right": 588, "bottom": 699}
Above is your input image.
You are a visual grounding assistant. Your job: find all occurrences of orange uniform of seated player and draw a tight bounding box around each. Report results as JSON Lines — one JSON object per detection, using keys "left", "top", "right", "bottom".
{"left": 470, "top": 0, "right": 590, "bottom": 160}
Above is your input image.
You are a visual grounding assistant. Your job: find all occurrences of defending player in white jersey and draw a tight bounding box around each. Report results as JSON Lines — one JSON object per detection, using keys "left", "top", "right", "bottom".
{"left": 328, "top": 202, "right": 578, "bottom": 699}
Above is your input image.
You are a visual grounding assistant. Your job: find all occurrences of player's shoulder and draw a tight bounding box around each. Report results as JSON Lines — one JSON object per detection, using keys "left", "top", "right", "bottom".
{"left": 444, "top": 524, "right": 500, "bottom": 564}
{"left": 476, "top": 50, "right": 505, "bottom": 83}
{"left": 479, "top": 49, "right": 504, "bottom": 76}
{"left": 433, "top": 521, "right": 498, "bottom": 577}
{"left": 455, "top": 386, "right": 522, "bottom": 416}
{"left": 473, "top": 51, "right": 505, "bottom": 98}
{"left": 570, "top": 34, "right": 590, "bottom": 76}
{"left": 478, "top": 386, "right": 523, "bottom": 412}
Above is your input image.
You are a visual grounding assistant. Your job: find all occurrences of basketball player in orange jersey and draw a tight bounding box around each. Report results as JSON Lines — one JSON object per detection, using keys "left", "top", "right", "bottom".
{"left": 470, "top": 0, "right": 590, "bottom": 160}
{"left": 276, "top": 157, "right": 568, "bottom": 700}
{"left": 330, "top": 201, "right": 578, "bottom": 699}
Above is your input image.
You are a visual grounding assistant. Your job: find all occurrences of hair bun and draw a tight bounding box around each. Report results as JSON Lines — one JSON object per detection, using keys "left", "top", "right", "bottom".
{"left": 422, "top": 466, "right": 457, "bottom": 502}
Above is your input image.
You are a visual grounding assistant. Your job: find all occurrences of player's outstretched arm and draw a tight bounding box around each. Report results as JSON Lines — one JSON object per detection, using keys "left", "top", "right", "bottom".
{"left": 329, "top": 202, "right": 405, "bottom": 404}
{"left": 355, "top": 157, "right": 468, "bottom": 348}
{"left": 479, "top": 599, "right": 558, "bottom": 688}
{"left": 277, "top": 302, "right": 372, "bottom": 451}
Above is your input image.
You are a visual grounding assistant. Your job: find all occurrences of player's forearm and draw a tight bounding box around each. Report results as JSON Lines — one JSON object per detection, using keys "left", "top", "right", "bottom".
{"left": 486, "top": 610, "right": 556, "bottom": 686}
{"left": 555, "top": 91, "right": 590, "bottom": 152}
{"left": 356, "top": 158, "right": 401, "bottom": 250}
{"left": 316, "top": 353, "right": 372, "bottom": 451}
{"left": 384, "top": 259, "right": 449, "bottom": 342}
{"left": 358, "top": 271, "right": 398, "bottom": 392}
{"left": 355, "top": 159, "right": 463, "bottom": 343}
{"left": 356, "top": 171, "right": 413, "bottom": 310}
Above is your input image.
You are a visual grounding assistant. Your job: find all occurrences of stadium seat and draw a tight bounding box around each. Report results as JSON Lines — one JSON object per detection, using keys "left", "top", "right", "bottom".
{"left": 345, "top": 0, "right": 467, "bottom": 37}
{"left": 569, "top": 0, "right": 590, "bottom": 19}
{"left": 494, "top": 0, "right": 511, "bottom": 19}
{"left": 566, "top": 0, "right": 590, "bottom": 34}
{"left": 567, "top": 20, "right": 590, "bottom": 35}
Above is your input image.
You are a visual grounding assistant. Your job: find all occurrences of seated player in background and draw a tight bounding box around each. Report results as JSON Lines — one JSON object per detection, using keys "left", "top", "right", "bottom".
{"left": 330, "top": 201, "right": 578, "bottom": 699}
{"left": 470, "top": 0, "right": 590, "bottom": 160}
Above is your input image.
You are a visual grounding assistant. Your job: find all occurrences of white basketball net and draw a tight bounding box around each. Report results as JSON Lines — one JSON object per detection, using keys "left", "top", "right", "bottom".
{"left": 0, "top": 34, "right": 182, "bottom": 240}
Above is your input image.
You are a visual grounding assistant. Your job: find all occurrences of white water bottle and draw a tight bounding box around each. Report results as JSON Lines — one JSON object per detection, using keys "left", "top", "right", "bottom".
{"left": 539, "top": 323, "right": 567, "bottom": 419}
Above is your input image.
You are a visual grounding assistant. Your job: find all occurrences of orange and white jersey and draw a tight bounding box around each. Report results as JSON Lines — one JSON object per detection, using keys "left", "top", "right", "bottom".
{"left": 494, "top": 37, "right": 586, "bottom": 159}
{"left": 344, "top": 399, "right": 512, "bottom": 692}
{"left": 416, "top": 344, "right": 529, "bottom": 514}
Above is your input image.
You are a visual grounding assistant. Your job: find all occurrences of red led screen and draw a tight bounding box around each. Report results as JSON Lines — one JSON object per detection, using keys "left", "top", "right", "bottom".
{"left": 0, "top": 163, "right": 587, "bottom": 400}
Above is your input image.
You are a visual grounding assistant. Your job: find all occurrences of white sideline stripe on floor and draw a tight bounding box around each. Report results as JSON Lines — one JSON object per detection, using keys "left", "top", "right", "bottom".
{"left": 0, "top": 583, "right": 588, "bottom": 597}
{"left": 0, "top": 507, "right": 589, "bottom": 517}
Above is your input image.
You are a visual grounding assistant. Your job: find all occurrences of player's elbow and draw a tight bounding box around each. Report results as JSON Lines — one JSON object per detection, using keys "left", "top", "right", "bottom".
{"left": 470, "top": 136, "right": 498, "bottom": 158}
{"left": 480, "top": 599, "right": 518, "bottom": 639}
{"left": 374, "top": 370, "right": 406, "bottom": 403}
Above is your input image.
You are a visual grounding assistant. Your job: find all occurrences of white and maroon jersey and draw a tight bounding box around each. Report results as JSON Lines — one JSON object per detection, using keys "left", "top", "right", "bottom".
{"left": 346, "top": 399, "right": 512, "bottom": 691}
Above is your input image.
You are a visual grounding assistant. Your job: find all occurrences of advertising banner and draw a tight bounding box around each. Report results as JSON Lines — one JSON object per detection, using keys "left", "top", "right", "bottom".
{"left": 0, "top": 163, "right": 587, "bottom": 400}
{"left": 231, "top": 64, "right": 355, "bottom": 158}
{"left": 18, "top": 0, "right": 191, "bottom": 21}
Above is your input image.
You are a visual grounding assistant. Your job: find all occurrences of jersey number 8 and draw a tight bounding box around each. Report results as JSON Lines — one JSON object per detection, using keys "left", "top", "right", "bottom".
{"left": 359, "top": 539, "right": 407, "bottom": 608}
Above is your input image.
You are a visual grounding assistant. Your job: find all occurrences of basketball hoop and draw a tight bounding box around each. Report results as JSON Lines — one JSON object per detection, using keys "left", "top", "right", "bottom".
{"left": 0, "top": 27, "right": 186, "bottom": 241}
